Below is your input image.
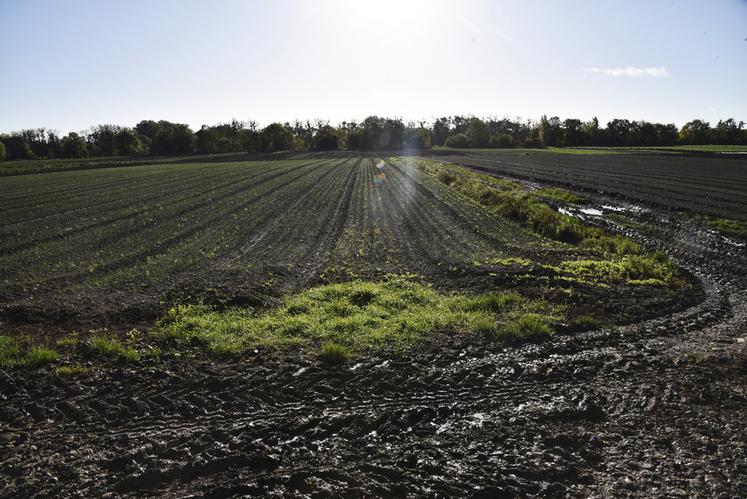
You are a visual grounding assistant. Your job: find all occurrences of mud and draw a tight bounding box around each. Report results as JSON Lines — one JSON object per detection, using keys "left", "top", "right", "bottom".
{"left": 1, "top": 174, "right": 746, "bottom": 497}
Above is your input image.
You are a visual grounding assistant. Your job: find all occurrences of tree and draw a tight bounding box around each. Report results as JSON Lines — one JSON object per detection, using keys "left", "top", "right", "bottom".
{"left": 61, "top": 132, "right": 88, "bottom": 158}
{"left": 562, "top": 119, "right": 583, "bottom": 147}
{"left": 115, "top": 128, "right": 144, "bottom": 155}
{"left": 713, "top": 119, "right": 743, "bottom": 144}
{"left": 259, "top": 123, "right": 294, "bottom": 152}
{"left": 403, "top": 126, "right": 431, "bottom": 149}
{"left": 444, "top": 133, "right": 470, "bottom": 148}
{"left": 88, "top": 124, "right": 120, "bottom": 156}
{"left": 467, "top": 117, "right": 490, "bottom": 147}
{"left": 606, "top": 119, "right": 633, "bottom": 146}
{"left": 581, "top": 117, "right": 602, "bottom": 146}
{"left": 538, "top": 116, "right": 561, "bottom": 147}
{"left": 0, "top": 141, "right": 5, "bottom": 161}
{"left": 490, "top": 133, "right": 513, "bottom": 148}
{"left": 312, "top": 125, "right": 342, "bottom": 150}
{"left": 431, "top": 117, "right": 450, "bottom": 146}
{"left": 679, "top": 120, "right": 711, "bottom": 145}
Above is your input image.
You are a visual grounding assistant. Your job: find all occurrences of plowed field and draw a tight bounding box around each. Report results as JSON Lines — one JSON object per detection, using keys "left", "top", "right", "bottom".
{"left": 1, "top": 152, "right": 746, "bottom": 497}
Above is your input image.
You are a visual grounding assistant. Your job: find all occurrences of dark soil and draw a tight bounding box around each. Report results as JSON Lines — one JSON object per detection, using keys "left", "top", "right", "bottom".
{"left": 2, "top": 172, "right": 746, "bottom": 497}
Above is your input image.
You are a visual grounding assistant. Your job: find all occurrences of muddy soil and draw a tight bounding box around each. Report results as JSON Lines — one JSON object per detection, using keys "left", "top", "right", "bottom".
{"left": 1, "top": 186, "right": 746, "bottom": 497}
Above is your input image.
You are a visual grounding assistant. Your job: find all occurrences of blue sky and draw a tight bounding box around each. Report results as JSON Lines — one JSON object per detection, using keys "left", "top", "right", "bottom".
{"left": 1, "top": 0, "right": 746, "bottom": 134}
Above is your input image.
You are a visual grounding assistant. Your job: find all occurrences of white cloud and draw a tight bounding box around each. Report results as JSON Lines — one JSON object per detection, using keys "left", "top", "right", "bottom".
{"left": 583, "top": 66, "right": 669, "bottom": 77}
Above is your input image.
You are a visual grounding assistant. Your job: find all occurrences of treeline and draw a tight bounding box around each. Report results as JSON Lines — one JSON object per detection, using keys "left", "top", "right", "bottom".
{"left": 1, "top": 116, "right": 745, "bottom": 161}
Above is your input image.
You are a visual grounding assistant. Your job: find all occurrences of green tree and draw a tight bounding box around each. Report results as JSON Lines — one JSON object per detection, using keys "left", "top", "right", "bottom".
{"left": 679, "top": 120, "right": 712, "bottom": 145}
{"left": 0, "top": 141, "right": 5, "bottom": 161}
{"left": 467, "top": 117, "right": 490, "bottom": 147}
{"left": 431, "top": 117, "right": 450, "bottom": 146}
{"left": 538, "top": 115, "right": 562, "bottom": 147}
{"left": 61, "top": 132, "right": 88, "bottom": 158}
{"left": 312, "top": 125, "right": 342, "bottom": 150}
{"left": 259, "top": 123, "right": 294, "bottom": 152}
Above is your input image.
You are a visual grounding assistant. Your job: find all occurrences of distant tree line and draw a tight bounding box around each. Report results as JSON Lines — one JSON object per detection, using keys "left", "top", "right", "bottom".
{"left": 1, "top": 116, "right": 745, "bottom": 161}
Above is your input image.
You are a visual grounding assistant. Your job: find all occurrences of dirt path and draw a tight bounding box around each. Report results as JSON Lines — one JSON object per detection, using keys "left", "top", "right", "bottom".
{"left": 1, "top": 180, "right": 746, "bottom": 497}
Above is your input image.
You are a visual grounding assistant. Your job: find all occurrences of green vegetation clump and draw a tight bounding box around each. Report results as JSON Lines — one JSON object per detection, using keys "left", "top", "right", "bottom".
{"left": 56, "top": 364, "right": 92, "bottom": 376}
{"left": 494, "top": 314, "right": 553, "bottom": 343}
{"left": 553, "top": 253, "right": 677, "bottom": 286}
{"left": 86, "top": 335, "right": 141, "bottom": 362}
{"left": 22, "top": 346, "right": 59, "bottom": 368}
{"left": 0, "top": 336, "right": 22, "bottom": 367}
{"left": 709, "top": 217, "right": 747, "bottom": 237}
{"left": 154, "top": 277, "right": 560, "bottom": 359}
{"left": 466, "top": 291, "right": 523, "bottom": 313}
{"left": 571, "top": 315, "right": 603, "bottom": 329}
{"left": 319, "top": 343, "right": 350, "bottom": 365}
{"left": 533, "top": 187, "right": 583, "bottom": 204}
{"left": 0, "top": 336, "right": 58, "bottom": 368}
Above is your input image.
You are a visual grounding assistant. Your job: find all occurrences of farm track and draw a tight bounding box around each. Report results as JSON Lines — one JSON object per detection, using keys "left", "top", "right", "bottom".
{"left": 427, "top": 152, "right": 747, "bottom": 220}
{"left": 1, "top": 154, "right": 746, "bottom": 496}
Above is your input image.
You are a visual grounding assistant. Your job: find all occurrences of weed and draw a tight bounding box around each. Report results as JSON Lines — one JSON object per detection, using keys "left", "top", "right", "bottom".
{"left": 571, "top": 315, "right": 602, "bottom": 329}
{"left": 0, "top": 336, "right": 22, "bottom": 368}
{"left": 56, "top": 364, "right": 92, "bottom": 376}
{"left": 21, "top": 346, "right": 58, "bottom": 368}
{"left": 319, "top": 343, "right": 350, "bottom": 365}
{"left": 495, "top": 314, "right": 553, "bottom": 343}
{"left": 709, "top": 217, "right": 747, "bottom": 237}
{"left": 87, "top": 336, "right": 141, "bottom": 362}
{"left": 467, "top": 291, "right": 523, "bottom": 313}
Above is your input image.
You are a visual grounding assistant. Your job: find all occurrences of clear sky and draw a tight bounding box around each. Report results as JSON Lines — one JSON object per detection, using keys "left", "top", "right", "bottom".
{"left": 1, "top": 0, "right": 746, "bottom": 134}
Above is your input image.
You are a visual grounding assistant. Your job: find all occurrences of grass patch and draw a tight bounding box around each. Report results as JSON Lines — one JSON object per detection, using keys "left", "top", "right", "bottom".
{"left": 319, "top": 343, "right": 350, "bottom": 365}
{"left": 494, "top": 314, "right": 553, "bottom": 343}
{"left": 533, "top": 187, "right": 583, "bottom": 204}
{"left": 466, "top": 291, "right": 523, "bottom": 313}
{"left": 0, "top": 336, "right": 22, "bottom": 368}
{"left": 154, "top": 277, "right": 561, "bottom": 359}
{"left": 86, "top": 335, "right": 141, "bottom": 362}
{"left": 56, "top": 364, "right": 92, "bottom": 376}
{"left": 571, "top": 315, "right": 603, "bottom": 329}
{"left": 709, "top": 217, "right": 747, "bottom": 237}
{"left": 21, "top": 346, "right": 58, "bottom": 368}
{"left": 551, "top": 253, "right": 678, "bottom": 286}
{"left": 0, "top": 336, "right": 59, "bottom": 368}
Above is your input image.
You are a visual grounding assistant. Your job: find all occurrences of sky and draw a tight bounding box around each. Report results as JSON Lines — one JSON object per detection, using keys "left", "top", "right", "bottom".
{"left": 1, "top": 0, "right": 746, "bottom": 134}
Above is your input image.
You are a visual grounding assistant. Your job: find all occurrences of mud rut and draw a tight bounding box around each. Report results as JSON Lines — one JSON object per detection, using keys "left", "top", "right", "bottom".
{"left": 1, "top": 163, "right": 747, "bottom": 497}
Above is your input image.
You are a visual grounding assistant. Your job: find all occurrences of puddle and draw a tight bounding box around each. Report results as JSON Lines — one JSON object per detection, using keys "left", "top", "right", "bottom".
{"left": 579, "top": 207, "right": 603, "bottom": 216}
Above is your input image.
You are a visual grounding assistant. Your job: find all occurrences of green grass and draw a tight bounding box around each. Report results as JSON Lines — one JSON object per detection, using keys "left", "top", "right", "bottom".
{"left": 154, "top": 277, "right": 561, "bottom": 359}
{"left": 319, "top": 343, "right": 351, "bottom": 365}
{"left": 494, "top": 314, "right": 553, "bottom": 343}
{"left": 709, "top": 217, "right": 747, "bottom": 237}
{"left": 571, "top": 315, "right": 603, "bottom": 329}
{"left": 0, "top": 336, "right": 58, "bottom": 368}
{"left": 533, "top": 187, "right": 584, "bottom": 204}
{"left": 86, "top": 335, "right": 141, "bottom": 362}
{"left": 550, "top": 253, "right": 678, "bottom": 286}
{"left": 419, "top": 159, "right": 656, "bottom": 258}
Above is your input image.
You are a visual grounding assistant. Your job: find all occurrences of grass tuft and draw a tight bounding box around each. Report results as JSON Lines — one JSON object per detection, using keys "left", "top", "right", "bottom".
{"left": 56, "top": 364, "right": 92, "bottom": 376}
{"left": 87, "top": 335, "right": 141, "bottom": 362}
{"left": 319, "top": 342, "right": 350, "bottom": 365}
{"left": 467, "top": 291, "right": 523, "bottom": 313}
{"left": 21, "top": 346, "right": 58, "bottom": 368}
{"left": 495, "top": 314, "right": 553, "bottom": 343}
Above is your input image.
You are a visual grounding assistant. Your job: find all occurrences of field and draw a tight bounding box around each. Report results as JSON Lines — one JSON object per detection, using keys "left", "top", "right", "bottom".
{"left": 1, "top": 152, "right": 746, "bottom": 496}
{"left": 429, "top": 150, "right": 747, "bottom": 219}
